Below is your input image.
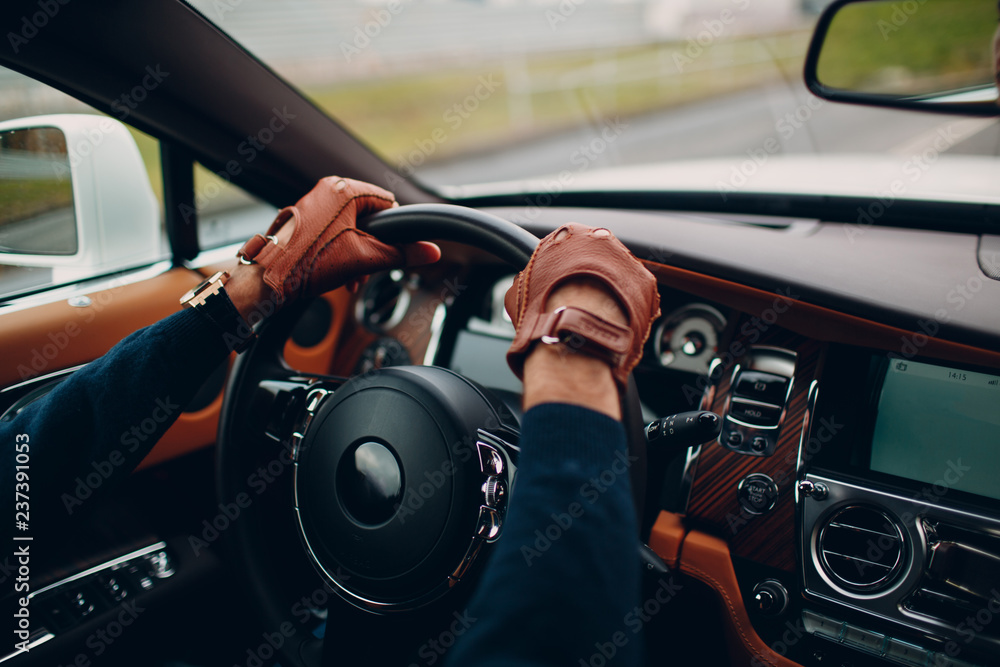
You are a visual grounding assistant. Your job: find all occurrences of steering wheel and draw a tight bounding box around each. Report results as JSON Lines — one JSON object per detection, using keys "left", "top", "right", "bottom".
{"left": 218, "top": 204, "right": 647, "bottom": 667}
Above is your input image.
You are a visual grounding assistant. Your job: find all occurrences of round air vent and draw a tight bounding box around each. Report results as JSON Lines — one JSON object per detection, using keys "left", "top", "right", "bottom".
{"left": 817, "top": 505, "right": 906, "bottom": 593}
{"left": 291, "top": 298, "right": 333, "bottom": 348}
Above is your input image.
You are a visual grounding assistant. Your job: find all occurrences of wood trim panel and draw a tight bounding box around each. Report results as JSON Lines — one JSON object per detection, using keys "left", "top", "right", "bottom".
{"left": 642, "top": 260, "right": 1000, "bottom": 370}
{"left": 328, "top": 259, "right": 471, "bottom": 376}
{"left": 685, "top": 325, "right": 820, "bottom": 572}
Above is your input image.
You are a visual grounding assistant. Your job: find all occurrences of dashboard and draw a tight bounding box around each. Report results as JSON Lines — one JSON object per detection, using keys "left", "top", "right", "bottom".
{"left": 2, "top": 203, "right": 998, "bottom": 667}
{"left": 345, "top": 206, "right": 1000, "bottom": 667}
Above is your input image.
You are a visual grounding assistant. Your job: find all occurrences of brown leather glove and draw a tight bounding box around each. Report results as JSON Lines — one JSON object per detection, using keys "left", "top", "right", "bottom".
{"left": 505, "top": 223, "right": 661, "bottom": 386}
{"left": 237, "top": 176, "right": 408, "bottom": 303}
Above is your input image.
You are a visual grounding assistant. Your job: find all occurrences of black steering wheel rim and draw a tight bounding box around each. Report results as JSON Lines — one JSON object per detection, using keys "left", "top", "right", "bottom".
{"left": 217, "top": 203, "right": 645, "bottom": 667}
{"left": 362, "top": 203, "right": 539, "bottom": 266}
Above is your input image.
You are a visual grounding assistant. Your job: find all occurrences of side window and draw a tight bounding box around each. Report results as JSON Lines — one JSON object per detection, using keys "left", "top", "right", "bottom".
{"left": 194, "top": 162, "right": 276, "bottom": 250}
{"left": 0, "top": 66, "right": 168, "bottom": 300}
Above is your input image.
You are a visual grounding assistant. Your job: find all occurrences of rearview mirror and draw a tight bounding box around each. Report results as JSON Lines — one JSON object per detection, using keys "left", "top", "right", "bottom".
{"left": 805, "top": 0, "right": 1000, "bottom": 116}
{"left": 0, "top": 114, "right": 161, "bottom": 290}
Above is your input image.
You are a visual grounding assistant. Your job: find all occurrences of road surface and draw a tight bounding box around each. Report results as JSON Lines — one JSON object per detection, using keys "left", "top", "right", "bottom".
{"left": 416, "top": 84, "right": 999, "bottom": 187}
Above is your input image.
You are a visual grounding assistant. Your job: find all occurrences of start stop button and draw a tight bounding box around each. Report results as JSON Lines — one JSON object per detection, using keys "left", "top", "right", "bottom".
{"left": 737, "top": 473, "right": 779, "bottom": 515}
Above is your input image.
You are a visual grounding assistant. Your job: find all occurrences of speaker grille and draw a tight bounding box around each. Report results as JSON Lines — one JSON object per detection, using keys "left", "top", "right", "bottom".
{"left": 818, "top": 505, "right": 905, "bottom": 592}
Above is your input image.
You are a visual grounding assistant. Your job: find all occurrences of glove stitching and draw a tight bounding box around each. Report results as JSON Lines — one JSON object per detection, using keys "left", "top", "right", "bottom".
{"left": 294, "top": 192, "right": 396, "bottom": 296}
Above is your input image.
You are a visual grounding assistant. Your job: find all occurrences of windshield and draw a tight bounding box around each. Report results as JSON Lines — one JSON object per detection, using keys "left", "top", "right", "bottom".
{"left": 187, "top": 0, "right": 1000, "bottom": 194}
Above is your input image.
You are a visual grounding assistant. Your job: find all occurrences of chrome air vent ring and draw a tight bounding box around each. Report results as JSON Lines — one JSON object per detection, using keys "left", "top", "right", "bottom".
{"left": 816, "top": 505, "right": 907, "bottom": 594}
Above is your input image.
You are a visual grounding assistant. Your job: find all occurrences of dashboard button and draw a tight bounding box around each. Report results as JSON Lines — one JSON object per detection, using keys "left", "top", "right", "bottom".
{"left": 737, "top": 473, "right": 778, "bottom": 515}
{"left": 475, "top": 506, "right": 501, "bottom": 542}
{"left": 100, "top": 574, "right": 129, "bottom": 602}
{"left": 734, "top": 371, "right": 789, "bottom": 404}
{"left": 476, "top": 442, "right": 504, "bottom": 475}
{"left": 929, "top": 653, "right": 979, "bottom": 667}
{"left": 755, "top": 589, "right": 775, "bottom": 612}
{"left": 729, "top": 399, "right": 782, "bottom": 427}
{"left": 885, "top": 638, "right": 930, "bottom": 666}
{"left": 842, "top": 624, "right": 885, "bottom": 653}
{"left": 797, "top": 479, "right": 828, "bottom": 500}
{"left": 802, "top": 609, "right": 844, "bottom": 640}
{"left": 482, "top": 476, "right": 506, "bottom": 508}
{"left": 68, "top": 590, "right": 96, "bottom": 619}
{"left": 144, "top": 550, "right": 174, "bottom": 579}
{"left": 752, "top": 579, "right": 788, "bottom": 615}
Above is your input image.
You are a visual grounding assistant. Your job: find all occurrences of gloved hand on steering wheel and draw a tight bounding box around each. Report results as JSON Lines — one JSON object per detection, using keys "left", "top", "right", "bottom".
{"left": 504, "top": 222, "right": 661, "bottom": 418}
{"left": 223, "top": 176, "right": 440, "bottom": 325}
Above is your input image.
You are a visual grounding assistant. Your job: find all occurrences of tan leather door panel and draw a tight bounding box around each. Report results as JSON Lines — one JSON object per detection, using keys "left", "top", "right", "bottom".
{"left": 0, "top": 267, "right": 218, "bottom": 466}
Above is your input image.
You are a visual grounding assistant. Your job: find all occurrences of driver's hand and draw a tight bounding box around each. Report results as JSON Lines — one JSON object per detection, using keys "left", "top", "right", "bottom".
{"left": 235, "top": 176, "right": 439, "bottom": 306}
{"left": 509, "top": 224, "right": 660, "bottom": 419}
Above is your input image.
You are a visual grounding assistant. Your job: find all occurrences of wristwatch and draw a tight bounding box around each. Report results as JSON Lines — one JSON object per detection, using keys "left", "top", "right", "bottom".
{"left": 179, "top": 271, "right": 256, "bottom": 353}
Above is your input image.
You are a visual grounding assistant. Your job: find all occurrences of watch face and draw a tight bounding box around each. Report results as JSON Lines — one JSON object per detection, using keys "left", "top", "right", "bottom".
{"left": 181, "top": 271, "right": 229, "bottom": 307}
{"left": 180, "top": 270, "right": 255, "bottom": 352}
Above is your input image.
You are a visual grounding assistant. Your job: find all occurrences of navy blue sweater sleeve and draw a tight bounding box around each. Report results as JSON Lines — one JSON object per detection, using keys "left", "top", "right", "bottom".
{"left": 446, "top": 403, "right": 642, "bottom": 667}
{"left": 0, "top": 309, "right": 229, "bottom": 534}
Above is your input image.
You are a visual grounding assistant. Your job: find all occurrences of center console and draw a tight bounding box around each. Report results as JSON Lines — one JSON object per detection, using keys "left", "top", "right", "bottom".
{"left": 795, "top": 348, "right": 1000, "bottom": 667}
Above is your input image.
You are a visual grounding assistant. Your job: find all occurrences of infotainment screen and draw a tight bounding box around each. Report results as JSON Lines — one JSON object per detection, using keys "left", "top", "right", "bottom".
{"left": 870, "top": 359, "right": 1000, "bottom": 502}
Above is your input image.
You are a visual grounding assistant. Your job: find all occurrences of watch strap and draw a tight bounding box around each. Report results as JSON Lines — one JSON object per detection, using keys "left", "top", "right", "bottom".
{"left": 527, "top": 306, "right": 632, "bottom": 366}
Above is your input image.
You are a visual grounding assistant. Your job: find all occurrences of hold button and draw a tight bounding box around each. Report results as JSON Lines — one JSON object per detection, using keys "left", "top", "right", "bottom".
{"left": 729, "top": 399, "right": 782, "bottom": 427}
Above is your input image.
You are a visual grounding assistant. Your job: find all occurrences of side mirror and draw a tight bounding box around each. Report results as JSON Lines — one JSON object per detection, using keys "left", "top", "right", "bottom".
{"left": 0, "top": 114, "right": 161, "bottom": 289}
{"left": 804, "top": 0, "right": 1000, "bottom": 116}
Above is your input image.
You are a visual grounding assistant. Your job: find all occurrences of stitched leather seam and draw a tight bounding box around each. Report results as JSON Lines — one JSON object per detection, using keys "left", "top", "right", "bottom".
{"left": 275, "top": 191, "right": 394, "bottom": 296}
{"left": 519, "top": 251, "right": 536, "bottom": 325}
{"left": 302, "top": 191, "right": 395, "bottom": 262}
{"left": 684, "top": 563, "right": 777, "bottom": 667}
{"left": 300, "top": 226, "right": 354, "bottom": 293}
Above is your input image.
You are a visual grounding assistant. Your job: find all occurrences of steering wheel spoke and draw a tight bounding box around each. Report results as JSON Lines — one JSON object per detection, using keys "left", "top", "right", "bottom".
{"left": 252, "top": 371, "right": 344, "bottom": 444}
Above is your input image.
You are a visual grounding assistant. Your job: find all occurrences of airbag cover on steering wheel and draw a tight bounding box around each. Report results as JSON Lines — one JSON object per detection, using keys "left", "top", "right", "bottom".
{"left": 293, "top": 365, "right": 515, "bottom": 609}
